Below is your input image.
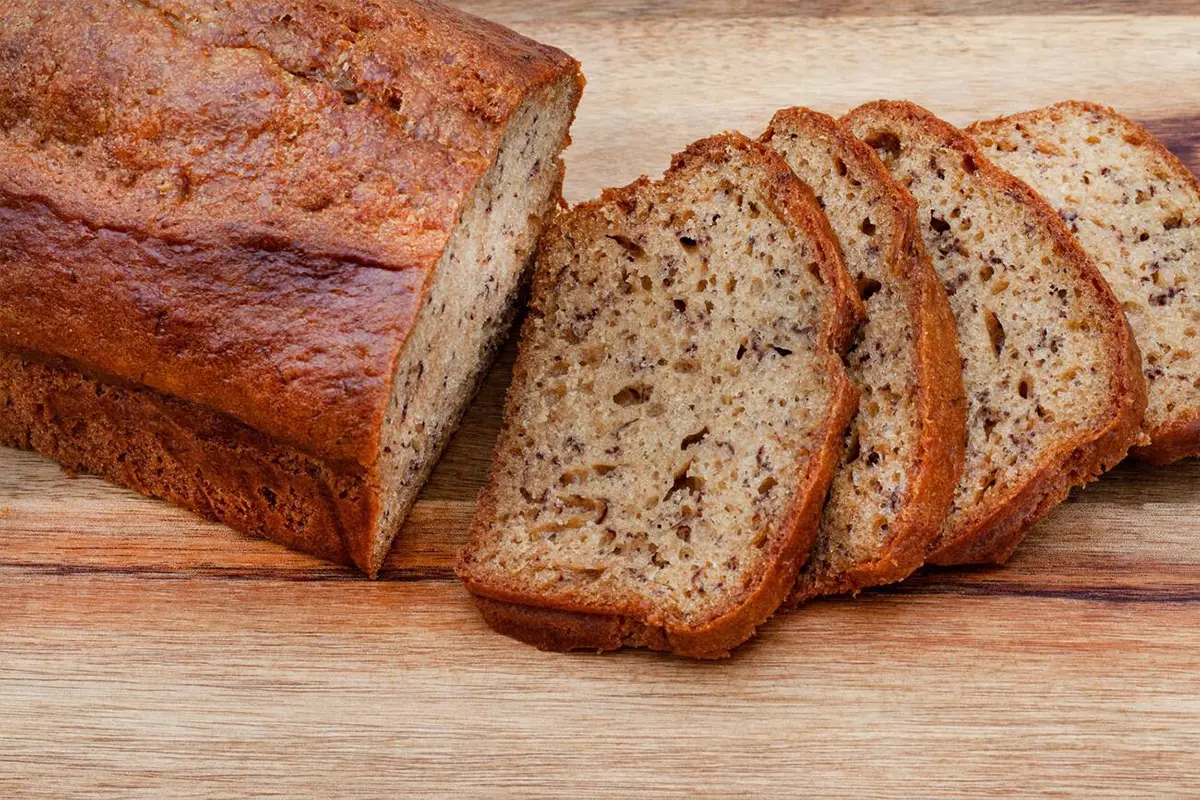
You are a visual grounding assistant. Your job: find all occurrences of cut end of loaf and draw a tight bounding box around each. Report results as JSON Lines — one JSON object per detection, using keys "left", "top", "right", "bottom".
{"left": 367, "top": 76, "right": 582, "bottom": 574}
{"left": 458, "top": 133, "right": 859, "bottom": 654}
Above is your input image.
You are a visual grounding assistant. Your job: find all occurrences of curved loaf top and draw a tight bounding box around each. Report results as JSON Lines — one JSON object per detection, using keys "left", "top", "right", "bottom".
{"left": 0, "top": 0, "right": 582, "bottom": 465}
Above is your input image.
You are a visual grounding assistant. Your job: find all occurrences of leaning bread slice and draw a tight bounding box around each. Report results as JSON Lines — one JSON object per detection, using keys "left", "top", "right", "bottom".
{"left": 968, "top": 102, "right": 1200, "bottom": 464}
{"left": 761, "top": 108, "right": 966, "bottom": 601}
{"left": 842, "top": 101, "right": 1146, "bottom": 566}
{"left": 457, "top": 133, "right": 863, "bottom": 658}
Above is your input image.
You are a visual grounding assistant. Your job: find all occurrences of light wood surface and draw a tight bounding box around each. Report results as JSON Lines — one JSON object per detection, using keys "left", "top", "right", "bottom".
{"left": 4, "top": 3, "right": 1200, "bottom": 798}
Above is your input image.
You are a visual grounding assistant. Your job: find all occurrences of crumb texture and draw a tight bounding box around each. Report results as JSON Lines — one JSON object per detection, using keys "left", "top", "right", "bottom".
{"left": 970, "top": 103, "right": 1199, "bottom": 451}
{"left": 844, "top": 103, "right": 1127, "bottom": 545}
{"left": 373, "top": 83, "right": 577, "bottom": 567}
{"left": 462, "top": 137, "right": 852, "bottom": 631}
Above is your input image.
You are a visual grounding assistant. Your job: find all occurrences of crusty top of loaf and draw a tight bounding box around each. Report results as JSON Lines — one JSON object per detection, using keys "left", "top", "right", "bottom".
{"left": 0, "top": 0, "right": 581, "bottom": 465}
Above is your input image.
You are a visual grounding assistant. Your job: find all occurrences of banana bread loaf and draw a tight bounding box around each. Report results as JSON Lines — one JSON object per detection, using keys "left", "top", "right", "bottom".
{"left": 0, "top": 0, "right": 584, "bottom": 574}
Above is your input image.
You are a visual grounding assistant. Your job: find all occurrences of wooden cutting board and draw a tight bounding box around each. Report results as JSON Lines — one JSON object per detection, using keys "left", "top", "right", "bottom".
{"left": 3, "top": 2, "right": 1200, "bottom": 797}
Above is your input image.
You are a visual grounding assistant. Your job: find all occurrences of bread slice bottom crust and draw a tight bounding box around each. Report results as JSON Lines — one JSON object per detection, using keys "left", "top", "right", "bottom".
{"left": 466, "top": 373, "right": 857, "bottom": 658}
{"left": 1135, "top": 413, "right": 1200, "bottom": 465}
{"left": 458, "top": 133, "right": 863, "bottom": 658}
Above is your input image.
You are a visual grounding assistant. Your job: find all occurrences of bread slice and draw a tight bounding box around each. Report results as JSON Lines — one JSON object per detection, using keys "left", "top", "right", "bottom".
{"left": 968, "top": 102, "right": 1200, "bottom": 464}
{"left": 842, "top": 101, "right": 1146, "bottom": 566}
{"left": 457, "top": 133, "right": 863, "bottom": 658}
{"left": 761, "top": 108, "right": 966, "bottom": 601}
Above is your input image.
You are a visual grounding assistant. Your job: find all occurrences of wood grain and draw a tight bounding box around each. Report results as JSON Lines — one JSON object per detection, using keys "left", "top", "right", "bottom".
{"left": 468, "top": 0, "right": 1200, "bottom": 20}
{"left": 495, "top": 12, "right": 1200, "bottom": 205}
{"left": 3, "top": 3, "right": 1200, "bottom": 798}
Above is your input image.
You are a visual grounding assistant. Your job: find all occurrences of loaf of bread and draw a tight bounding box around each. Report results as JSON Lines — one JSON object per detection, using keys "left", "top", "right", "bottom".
{"left": 761, "top": 108, "right": 966, "bottom": 600}
{"left": 968, "top": 102, "right": 1199, "bottom": 464}
{"left": 843, "top": 101, "right": 1146, "bottom": 565}
{"left": 0, "top": 0, "right": 584, "bottom": 575}
{"left": 457, "top": 134, "right": 863, "bottom": 657}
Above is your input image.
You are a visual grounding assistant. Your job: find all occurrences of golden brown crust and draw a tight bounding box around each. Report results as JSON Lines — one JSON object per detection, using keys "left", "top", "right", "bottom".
{"left": 1134, "top": 412, "right": 1200, "bottom": 464}
{"left": 763, "top": 108, "right": 966, "bottom": 601}
{"left": 0, "top": 348, "right": 369, "bottom": 569}
{"left": 471, "top": 595, "right": 672, "bottom": 654}
{"left": 0, "top": 0, "right": 583, "bottom": 573}
{"left": 968, "top": 100, "right": 1199, "bottom": 465}
{"left": 458, "top": 133, "right": 863, "bottom": 658}
{"left": 841, "top": 101, "right": 1148, "bottom": 566}
{"left": 0, "top": 0, "right": 582, "bottom": 466}
{"left": 0, "top": 195, "right": 426, "bottom": 468}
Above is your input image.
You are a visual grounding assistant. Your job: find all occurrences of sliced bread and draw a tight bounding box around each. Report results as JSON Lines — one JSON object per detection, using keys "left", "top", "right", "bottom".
{"left": 761, "top": 108, "right": 966, "bottom": 600}
{"left": 842, "top": 101, "right": 1146, "bottom": 566}
{"left": 968, "top": 102, "right": 1200, "bottom": 464}
{"left": 457, "top": 133, "right": 863, "bottom": 657}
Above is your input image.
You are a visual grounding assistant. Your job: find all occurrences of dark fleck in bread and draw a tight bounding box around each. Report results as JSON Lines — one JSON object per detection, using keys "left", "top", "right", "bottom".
{"left": 842, "top": 101, "right": 1147, "bottom": 566}
{"left": 761, "top": 108, "right": 966, "bottom": 601}
{"left": 0, "top": 0, "right": 584, "bottom": 574}
{"left": 457, "top": 133, "right": 864, "bottom": 658}
{"left": 969, "top": 102, "right": 1200, "bottom": 464}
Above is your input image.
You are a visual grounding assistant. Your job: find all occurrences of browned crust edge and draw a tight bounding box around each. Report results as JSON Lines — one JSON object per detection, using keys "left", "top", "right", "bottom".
{"left": 967, "top": 100, "right": 1200, "bottom": 465}
{"left": 457, "top": 132, "right": 863, "bottom": 658}
{"left": 840, "top": 100, "right": 1148, "bottom": 566}
{"left": 468, "top": 371, "right": 858, "bottom": 659}
{"left": 763, "top": 108, "right": 967, "bottom": 602}
{"left": 0, "top": 346, "right": 369, "bottom": 570}
{"left": 1134, "top": 412, "right": 1200, "bottom": 464}
{"left": 929, "top": 324, "right": 1148, "bottom": 564}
